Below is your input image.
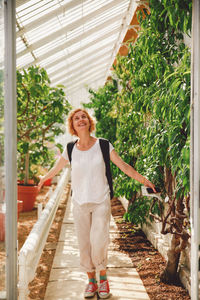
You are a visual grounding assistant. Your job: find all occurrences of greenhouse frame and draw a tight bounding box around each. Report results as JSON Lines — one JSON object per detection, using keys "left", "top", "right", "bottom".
{"left": 0, "top": 0, "right": 199, "bottom": 299}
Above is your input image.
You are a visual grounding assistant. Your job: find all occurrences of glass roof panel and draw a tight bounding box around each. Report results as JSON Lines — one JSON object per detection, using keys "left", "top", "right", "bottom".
{"left": 54, "top": 62, "right": 108, "bottom": 86}
{"left": 42, "top": 34, "right": 116, "bottom": 74}
{"left": 24, "top": 17, "right": 61, "bottom": 43}
{"left": 30, "top": 18, "right": 120, "bottom": 62}
{"left": 46, "top": 37, "right": 116, "bottom": 75}
{"left": 16, "top": 0, "right": 61, "bottom": 25}
{"left": 46, "top": 61, "right": 68, "bottom": 75}
{"left": 33, "top": 35, "right": 66, "bottom": 57}
{"left": 15, "top": 0, "right": 136, "bottom": 96}
{"left": 50, "top": 52, "right": 111, "bottom": 82}
{"left": 66, "top": 41, "right": 115, "bottom": 66}
{"left": 17, "top": 0, "right": 119, "bottom": 44}
{"left": 64, "top": 21, "right": 120, "bottom": 55}
{"left": 58, "top": 0, "right": 115, "bottom": 27}
{"left": 64, "top": 67, "right": 107, "bottom": 88}
{"left": 39, "top": 50, "right": 65, "bottom": 68}
{"left": 82, "top": 2, "right": 129, "bottom": 31}
{"left": 16, "top": 0, "right": 128, "bottom": 49}
{"left": 17, "top": 53, "right": 35, "bottom": 69}
{"left": 79, "top": 22, "right": 120, "bottom": 46}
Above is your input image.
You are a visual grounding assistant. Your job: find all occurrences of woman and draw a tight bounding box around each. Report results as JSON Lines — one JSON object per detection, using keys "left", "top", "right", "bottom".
{"left": 38, "top": 108, "right": 156, "bottom": 299}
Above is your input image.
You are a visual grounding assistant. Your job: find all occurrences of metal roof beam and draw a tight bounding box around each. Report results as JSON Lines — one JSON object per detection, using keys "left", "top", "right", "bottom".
{"left": 17, "top": 0, "right": 124, "bottom": 59}
{"left": 16, "top": 0, "right": 88, "bottom": 37}
{"left": 22, "top": 26, "right": 120, "bottom": 70}
{"left": 49, "top": 44, "right": 114, "bottom": 78}
{"left": 51, "top": 56, "right": 110, "bottom": 85}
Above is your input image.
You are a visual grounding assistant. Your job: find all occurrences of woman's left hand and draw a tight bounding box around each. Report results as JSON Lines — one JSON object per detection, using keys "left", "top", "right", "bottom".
{"left": 38, "top": 176, "right": 45, "bottom": 190}
{"left": 143, "top": 178, "right": 156, "bottom": 193}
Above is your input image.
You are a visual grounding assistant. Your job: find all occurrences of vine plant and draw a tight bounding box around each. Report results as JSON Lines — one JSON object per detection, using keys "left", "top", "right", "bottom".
{"left": 86, "top": 0, "right": 192, "bottom": 284}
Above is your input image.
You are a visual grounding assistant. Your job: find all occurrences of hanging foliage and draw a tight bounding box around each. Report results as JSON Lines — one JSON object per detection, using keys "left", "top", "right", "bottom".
{"left": 86, "top": 0, "right": 192, "bottom": 283}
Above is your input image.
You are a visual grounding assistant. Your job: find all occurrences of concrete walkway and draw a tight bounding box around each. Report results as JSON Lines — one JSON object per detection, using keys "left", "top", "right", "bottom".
{"left": 44, "top": 195, "right": 150, "bottom": 300}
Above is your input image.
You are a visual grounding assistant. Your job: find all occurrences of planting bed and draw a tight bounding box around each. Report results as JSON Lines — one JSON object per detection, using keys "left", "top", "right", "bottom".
{"left": 111, "top": 197, "right": 191, "bottom": 300}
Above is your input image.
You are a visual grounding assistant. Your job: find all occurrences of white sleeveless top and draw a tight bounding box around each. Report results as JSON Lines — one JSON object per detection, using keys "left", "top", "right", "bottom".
{"left": 62, "top": 138, "right": 114, "bottom": 205}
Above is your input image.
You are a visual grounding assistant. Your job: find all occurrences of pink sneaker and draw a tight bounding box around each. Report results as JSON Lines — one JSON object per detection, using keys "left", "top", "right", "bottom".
{"left": 98, "top": 280, "right": 110, "bottom": 299}
{"left": 84, "top": 282, "right": 98, "bottom": 298}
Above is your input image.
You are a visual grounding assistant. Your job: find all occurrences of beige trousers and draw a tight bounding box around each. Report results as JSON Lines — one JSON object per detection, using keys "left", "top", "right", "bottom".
{"left": 72, "top": 197, "right": 111, "bottom": 273}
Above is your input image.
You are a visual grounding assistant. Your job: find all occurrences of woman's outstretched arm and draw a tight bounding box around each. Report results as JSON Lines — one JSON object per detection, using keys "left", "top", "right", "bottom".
{"left": 110, "top": 150, "right": 156, "bottom": 192}
{"left": 38, "top": 156, "right": 69, "bottom": 189}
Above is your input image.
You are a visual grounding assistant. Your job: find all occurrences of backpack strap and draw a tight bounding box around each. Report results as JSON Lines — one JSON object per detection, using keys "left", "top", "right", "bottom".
{"left": 99, "top": 138, "right": 114, "bottom": 199}
{"left": 67, "top": 140, "right": 78, "bottom": 163}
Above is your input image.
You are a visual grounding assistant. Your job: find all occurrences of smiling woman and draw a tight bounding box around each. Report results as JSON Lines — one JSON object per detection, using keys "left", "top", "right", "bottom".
{"left": 38, "top": 107, "right": 155, "bottom": 299}
{"left": 68, "top": 108, "right": 96, "bottom": 138}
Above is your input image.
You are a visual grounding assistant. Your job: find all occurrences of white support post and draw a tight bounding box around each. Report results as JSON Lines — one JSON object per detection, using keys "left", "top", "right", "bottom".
{"left": 190, "top": 0, "right": 200, "bottom": 299}
{"left": 4, "top": 0, "right": 17, "bottom": 299}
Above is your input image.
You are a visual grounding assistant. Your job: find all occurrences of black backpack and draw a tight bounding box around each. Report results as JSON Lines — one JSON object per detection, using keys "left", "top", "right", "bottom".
{"left": 67, "top": 138, "right": 114, "bottom": 199}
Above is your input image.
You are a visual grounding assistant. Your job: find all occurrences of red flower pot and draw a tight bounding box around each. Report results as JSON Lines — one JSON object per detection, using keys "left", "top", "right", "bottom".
{"left": 18, "top": 185, "right": 38, "bottom": 212}
{"left": 44, "top": 178, "right": 52, "bottom": 186}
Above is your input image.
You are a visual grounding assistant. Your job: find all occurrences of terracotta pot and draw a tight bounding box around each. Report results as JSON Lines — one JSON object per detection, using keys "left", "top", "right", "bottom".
{"left": 18, "top": 185, "right": 38, "bottom": 212}
{"left": 44, "top": 178, "right": 52, "bottom": 186}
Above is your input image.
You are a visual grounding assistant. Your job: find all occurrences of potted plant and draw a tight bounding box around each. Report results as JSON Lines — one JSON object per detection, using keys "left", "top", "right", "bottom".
{"left": 17, "top": 66, "right": 71, "bottom": 211}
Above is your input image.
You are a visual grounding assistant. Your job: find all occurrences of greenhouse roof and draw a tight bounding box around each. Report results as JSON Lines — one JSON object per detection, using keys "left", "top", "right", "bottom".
{"left": 16, "top": 0, "right": 146, "bottom": 103}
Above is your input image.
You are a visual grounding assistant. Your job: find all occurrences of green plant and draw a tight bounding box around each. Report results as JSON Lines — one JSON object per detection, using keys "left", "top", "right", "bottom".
{"left": 114, "top": 1, "right": 191, "bottom": 283}
{"left": 124, "top": 197, "right": 151, "bottom": 226}
{"left": 87, "top": 0, "right": 192, "bottom": 283}
{"left": 17, "top": 66, "right": 71, "bottom": 184}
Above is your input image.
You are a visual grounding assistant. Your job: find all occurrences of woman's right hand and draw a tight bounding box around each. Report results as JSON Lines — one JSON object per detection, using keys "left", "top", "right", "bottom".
{"left": 37, "top": 156, "right": 68, "bottom": 191}
{"left": 38, "top": 176, "right": 46, "bottom": 190}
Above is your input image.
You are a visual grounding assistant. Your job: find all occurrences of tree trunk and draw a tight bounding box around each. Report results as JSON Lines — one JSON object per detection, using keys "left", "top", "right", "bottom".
{"left": 160, "top": 234, "right": 180, "bottom": 284}
{"left": 24, "top": 152, "right": 29, "bottom": 185}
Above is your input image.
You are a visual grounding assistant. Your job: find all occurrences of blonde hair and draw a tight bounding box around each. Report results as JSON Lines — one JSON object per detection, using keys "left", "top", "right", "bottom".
{"left": 68, "top": 108, "right": 96, "bottom": 136}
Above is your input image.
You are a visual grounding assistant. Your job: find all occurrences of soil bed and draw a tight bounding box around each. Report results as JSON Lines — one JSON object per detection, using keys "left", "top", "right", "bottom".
{"left": 110, "top": 197, "right": 191, "bottom": 300}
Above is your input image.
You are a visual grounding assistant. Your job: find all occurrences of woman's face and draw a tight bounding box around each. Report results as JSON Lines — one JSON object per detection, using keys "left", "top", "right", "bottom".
{"left": 72, "top": 110, "right": 90, "bottom": 135}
